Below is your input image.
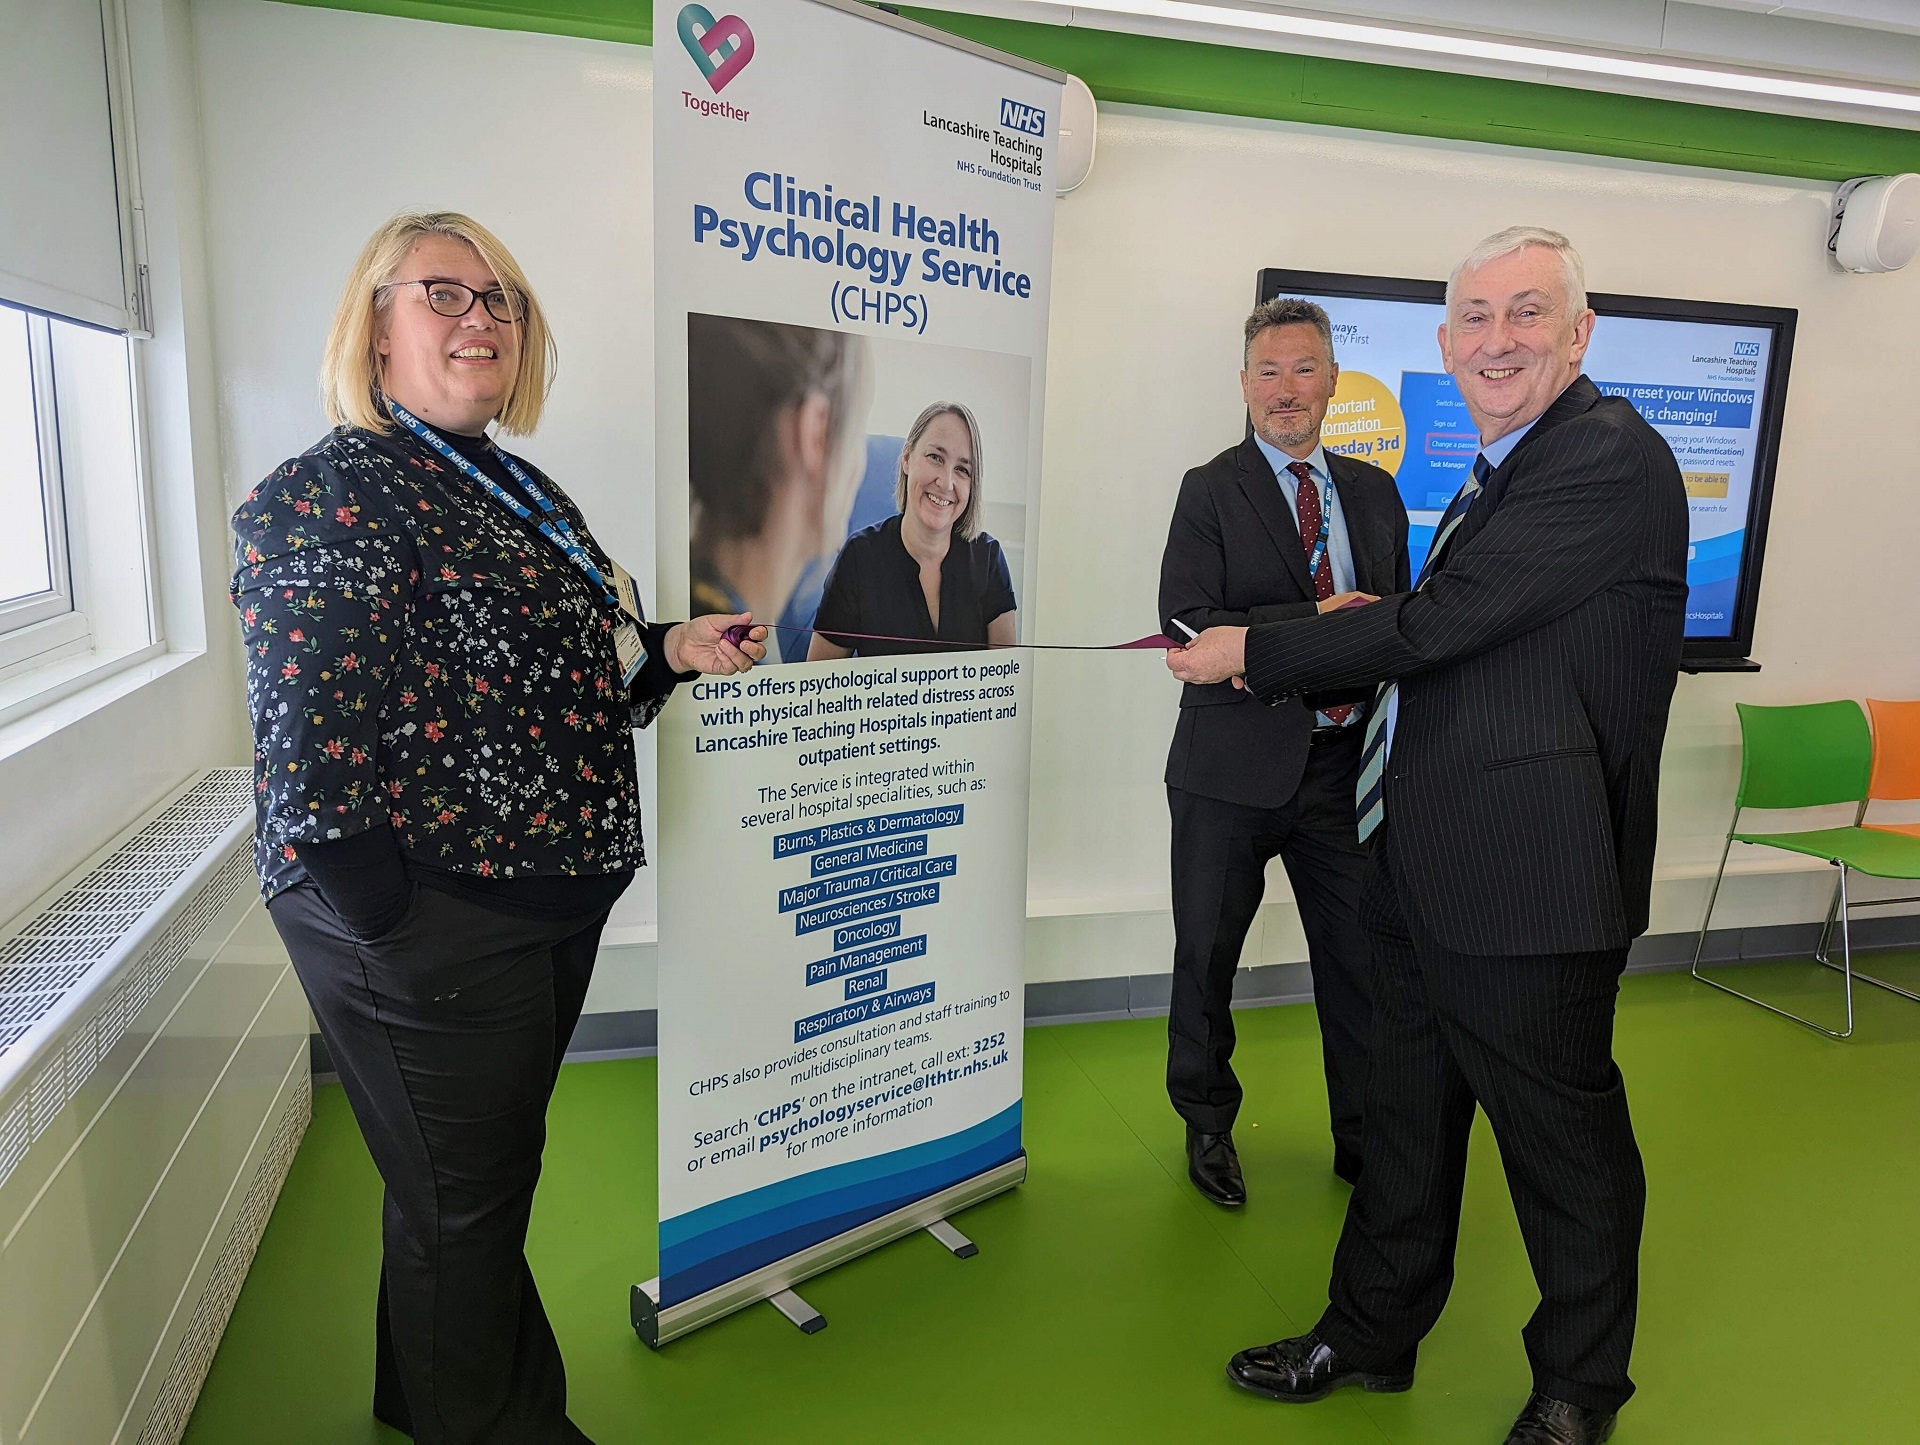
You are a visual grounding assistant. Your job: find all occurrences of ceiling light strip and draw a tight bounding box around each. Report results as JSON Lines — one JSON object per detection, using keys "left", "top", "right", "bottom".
{"left": 1065, "top": 0, "right": 1920, "bottom": 116}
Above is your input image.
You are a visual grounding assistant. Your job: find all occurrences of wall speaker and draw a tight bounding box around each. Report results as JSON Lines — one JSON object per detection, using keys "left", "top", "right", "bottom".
{"left": 1056, "top": 75, "right": 1098, "bottom": 196}
{"left": 1830, "top": 174, "right": 1920, "bottom": 274}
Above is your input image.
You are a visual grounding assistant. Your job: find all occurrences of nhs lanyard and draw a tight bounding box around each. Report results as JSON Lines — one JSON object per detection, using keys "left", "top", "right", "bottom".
{"left": 1301, "top": 474, "right": 1331, "bottom": 580}
{"left": 388, "top": 400, "right": 623, "bottom": 614}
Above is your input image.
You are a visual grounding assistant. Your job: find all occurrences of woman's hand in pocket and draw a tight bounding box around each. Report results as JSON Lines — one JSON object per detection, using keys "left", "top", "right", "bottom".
{"left": 342, "top": 880, "right": 419, "bottom": 943}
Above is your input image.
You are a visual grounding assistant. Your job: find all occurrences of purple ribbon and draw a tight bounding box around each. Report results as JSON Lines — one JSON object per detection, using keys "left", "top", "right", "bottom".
{"left": 721, "top": 623, "right": 1182, "bottom": 652}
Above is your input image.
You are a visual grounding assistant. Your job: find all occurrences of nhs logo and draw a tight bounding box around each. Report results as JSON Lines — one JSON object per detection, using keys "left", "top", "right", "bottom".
{"left": 999, "top": 98, "right": 1046, "bottom": 136}
{"left": 1732, "top": 340, "right": 1762, "bottom": 356}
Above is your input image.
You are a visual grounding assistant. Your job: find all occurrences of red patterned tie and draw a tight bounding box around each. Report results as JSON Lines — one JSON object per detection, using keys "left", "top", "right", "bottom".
{"left": 1286, "top": 461, "right": 1352, "bottom": 726}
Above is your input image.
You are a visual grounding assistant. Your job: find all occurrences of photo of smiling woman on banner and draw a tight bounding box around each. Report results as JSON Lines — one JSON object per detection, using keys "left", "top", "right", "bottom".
{"left": 807, "top": 401, "right": 1018, "bottom": 659}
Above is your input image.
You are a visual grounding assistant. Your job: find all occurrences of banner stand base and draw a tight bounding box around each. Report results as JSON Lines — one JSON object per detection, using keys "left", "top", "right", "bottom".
{"left": 632, "top": 1152, "right": 1025, "bottom": 1348}
{"left": 768, "top": 1288, "right": 827, "bottom": 1333}
{"left": 926, "top": 1219, "right": 978, "bottom": 1258}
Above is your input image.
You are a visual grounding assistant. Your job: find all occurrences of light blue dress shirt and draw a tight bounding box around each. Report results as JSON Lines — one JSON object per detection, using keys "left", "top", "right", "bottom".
{"left": 1251, "top": 436, "right": 1357, "bottom": 728}
{"left": 1380, "top": 417, "right": 1538, "bottom": 759}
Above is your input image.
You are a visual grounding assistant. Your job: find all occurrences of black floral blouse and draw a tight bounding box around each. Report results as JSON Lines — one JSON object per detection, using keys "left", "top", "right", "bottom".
{"left": 231, "top": 425, "right": 681, "bottom": 901}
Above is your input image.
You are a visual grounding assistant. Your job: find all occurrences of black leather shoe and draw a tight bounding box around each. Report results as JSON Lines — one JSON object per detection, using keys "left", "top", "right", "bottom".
{"left": 1186, "top": 1127, "right": 1245, "bottom": 1206}
{"left": 1227, "top": 1330, "right": 1413, "bottom": 1403}
{"left": 1504, "top": 1391, "right": 1617, "bottom": 1444}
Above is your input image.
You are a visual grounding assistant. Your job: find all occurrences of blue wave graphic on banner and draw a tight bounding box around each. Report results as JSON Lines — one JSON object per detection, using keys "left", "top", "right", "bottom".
{"left": 659, "top": 1103, "right": 1023, "bottom": 1305}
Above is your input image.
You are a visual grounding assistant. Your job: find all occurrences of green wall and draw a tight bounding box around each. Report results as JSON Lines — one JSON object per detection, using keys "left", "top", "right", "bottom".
{"left": 280, "top": 0, "right": 652, "bottom": 45}
{"left": 282, "top": 0, "right": 1920, "bottom": 181}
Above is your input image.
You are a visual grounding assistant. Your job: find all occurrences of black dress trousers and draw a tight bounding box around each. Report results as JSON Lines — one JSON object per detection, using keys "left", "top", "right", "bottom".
{"left": 268, "top": 882, "right": 609, "bottom": 1445}
{"left": 1315, "top": 834, "right": 1646, "bottom": 1415}
{"left": 1165, "top": 727, "right": 1372, "bottom": 1170}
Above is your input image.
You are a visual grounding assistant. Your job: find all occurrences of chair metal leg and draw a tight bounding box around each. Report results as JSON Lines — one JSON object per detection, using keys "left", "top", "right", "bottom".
{"left": 1810, "top": 877, "right": 1920, "bottom": 1004}
{"left": 1814, "top": 875, "right": 1842, "bottom": 964}
{"left": 1689, "top": 832, "right": 1736, "bottom": 975}
{"left": 1832, "top": 867, "right": 1856, "bottom": 1038}
{"left": 1853, "top": 966, "right": 1920, "bottom": 1004}
{"left": 1816, "top": 801, "right": 1870, "bottom": 965}
{"left": 1692, "top": 845, "right": 1854, "bottom": 1040}
{"left": 1849, "top": 889, "right": 1920, "bottom": 1005}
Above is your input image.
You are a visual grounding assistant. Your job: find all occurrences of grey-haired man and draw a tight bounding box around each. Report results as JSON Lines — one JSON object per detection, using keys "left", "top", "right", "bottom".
{"left": 1170, "top": 229, "right": 1687, "bottom": 1445}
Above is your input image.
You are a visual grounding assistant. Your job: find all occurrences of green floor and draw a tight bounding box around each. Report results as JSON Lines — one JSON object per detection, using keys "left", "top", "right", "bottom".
{"left": 184, "top": 958, "right": 1920, "bottom": 1444}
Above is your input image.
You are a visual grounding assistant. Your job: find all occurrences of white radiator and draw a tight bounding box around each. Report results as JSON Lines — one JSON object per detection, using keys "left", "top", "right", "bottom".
{"left": 0, "top": 768, "right": 309, "bottom": 1445}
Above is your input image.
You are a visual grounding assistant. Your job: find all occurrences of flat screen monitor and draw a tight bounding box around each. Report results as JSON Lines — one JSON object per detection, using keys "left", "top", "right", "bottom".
{"left": 1255, "top": 269, "right": 1797, "bottom": 667}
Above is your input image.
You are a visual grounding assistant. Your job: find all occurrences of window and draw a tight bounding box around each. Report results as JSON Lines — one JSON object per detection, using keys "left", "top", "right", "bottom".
{"left": 0, "top": 305, "right": 75, "bottom": 638}
{"left": 0, "top": 299, "right": 147, "bottom": 686}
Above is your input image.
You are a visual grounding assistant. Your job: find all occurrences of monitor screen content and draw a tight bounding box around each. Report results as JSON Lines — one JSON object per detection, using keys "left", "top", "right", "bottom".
{"left": 1255, "top": 270, "right": 1796, "bottom": 664}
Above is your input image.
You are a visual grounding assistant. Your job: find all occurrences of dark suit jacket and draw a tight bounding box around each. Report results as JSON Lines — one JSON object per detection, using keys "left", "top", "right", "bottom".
{"left": 1243, "top": 376, "right": 1689, "bottom": 956}
{"left": 1161, "top": 437, "right": 1410, "bottom": 809}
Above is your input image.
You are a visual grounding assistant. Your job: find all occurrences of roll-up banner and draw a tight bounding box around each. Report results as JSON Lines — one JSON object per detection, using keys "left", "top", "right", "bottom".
{"left": 638, "top": 0, "right": 1063, "bottom": 1345}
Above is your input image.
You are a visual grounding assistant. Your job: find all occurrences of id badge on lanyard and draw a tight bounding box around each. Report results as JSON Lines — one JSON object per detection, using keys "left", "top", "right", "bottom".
{"left": 608, "top": 559, "right": 649, "bottom": 688}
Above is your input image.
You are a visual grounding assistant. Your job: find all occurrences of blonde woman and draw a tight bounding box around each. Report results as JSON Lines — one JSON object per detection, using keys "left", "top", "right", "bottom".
{"left": 230, "top": 212, "right": 762, "bottom": 1444}
{"left": 807, "top": 401, "right": 1017, "bottom": 659}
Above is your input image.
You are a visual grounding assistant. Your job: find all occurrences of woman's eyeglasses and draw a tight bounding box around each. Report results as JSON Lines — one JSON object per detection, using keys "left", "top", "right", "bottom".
{"left": 379, "top": 279, "right": 524, "bottom": 323}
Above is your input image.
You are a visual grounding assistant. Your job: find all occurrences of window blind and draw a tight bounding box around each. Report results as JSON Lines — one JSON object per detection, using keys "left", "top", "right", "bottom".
{"left": 0, "top": 0, "right": 136, "bottom": 332}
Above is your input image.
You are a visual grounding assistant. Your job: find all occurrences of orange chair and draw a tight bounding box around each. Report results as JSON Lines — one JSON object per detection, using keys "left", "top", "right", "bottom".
{"left": 1810, "top": 697, "right": 1920, "bottom": 972}
{"left": 1864, "top": 697, "right": 1920, "bottom": 839}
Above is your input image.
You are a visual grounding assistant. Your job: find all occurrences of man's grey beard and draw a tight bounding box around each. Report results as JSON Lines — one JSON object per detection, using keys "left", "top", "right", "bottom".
{"left": 1258, "top": 414, "right": 1317, "bottom": 451}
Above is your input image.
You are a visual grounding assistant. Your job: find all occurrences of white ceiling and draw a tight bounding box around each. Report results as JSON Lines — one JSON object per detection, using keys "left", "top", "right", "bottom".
{"left": 1284, "top": 0, "right": 1920, "bottom": 84}
{"left": 942, "top": 0, "right": 1920, "bottom": 129}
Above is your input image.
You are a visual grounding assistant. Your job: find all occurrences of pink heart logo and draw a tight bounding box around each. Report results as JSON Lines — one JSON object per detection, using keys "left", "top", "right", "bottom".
{"left": 677, "top": 5, "right": 756, "bottom": 93}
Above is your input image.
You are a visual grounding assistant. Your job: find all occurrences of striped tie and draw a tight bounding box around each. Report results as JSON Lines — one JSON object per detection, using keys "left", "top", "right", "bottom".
{"left": 1355, "top": 454, "right": 1492, "bottom": 842}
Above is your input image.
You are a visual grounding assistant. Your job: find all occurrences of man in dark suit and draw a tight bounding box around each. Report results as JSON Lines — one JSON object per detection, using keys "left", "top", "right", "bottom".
{"left": 1167, "top": 228, "right": 1687, "bottom": 1445}
{"left": 1159, "top": 297, "right": 1409, "bottom": 1207}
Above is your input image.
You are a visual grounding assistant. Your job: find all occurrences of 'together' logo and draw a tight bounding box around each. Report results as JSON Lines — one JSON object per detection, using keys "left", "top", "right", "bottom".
{"left": 678, "top": 4, "right": 756, "bottom": 92}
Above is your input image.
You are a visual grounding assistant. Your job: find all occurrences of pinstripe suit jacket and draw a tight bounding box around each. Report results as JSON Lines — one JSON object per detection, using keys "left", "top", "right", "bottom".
{"left": 1243, "top": 376, "right": 1688, "bottom": 956}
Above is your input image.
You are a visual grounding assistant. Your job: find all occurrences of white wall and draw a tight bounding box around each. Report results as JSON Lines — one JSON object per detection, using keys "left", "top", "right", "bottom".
{"left": 185, "top": 0, "right": 1920, "bottom": 1007}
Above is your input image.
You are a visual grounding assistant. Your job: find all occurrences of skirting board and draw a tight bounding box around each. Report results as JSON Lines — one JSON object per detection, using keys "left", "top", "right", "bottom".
{"left": 1026, "top": 911, "right": 1920, "bottom": 1026}
{"left": 308, "top": 913, "right": 1920, "bottom": 1075}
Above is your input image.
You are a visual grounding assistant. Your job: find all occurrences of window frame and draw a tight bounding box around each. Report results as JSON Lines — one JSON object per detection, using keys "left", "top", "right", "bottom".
{"left": 0, "top": 309, "right": 87, "bottom": 675}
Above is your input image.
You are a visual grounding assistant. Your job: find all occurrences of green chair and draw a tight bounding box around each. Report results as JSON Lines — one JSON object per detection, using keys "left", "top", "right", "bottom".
{"left": 1691, "top": 700, "right": 1920, "bottom": 1039}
